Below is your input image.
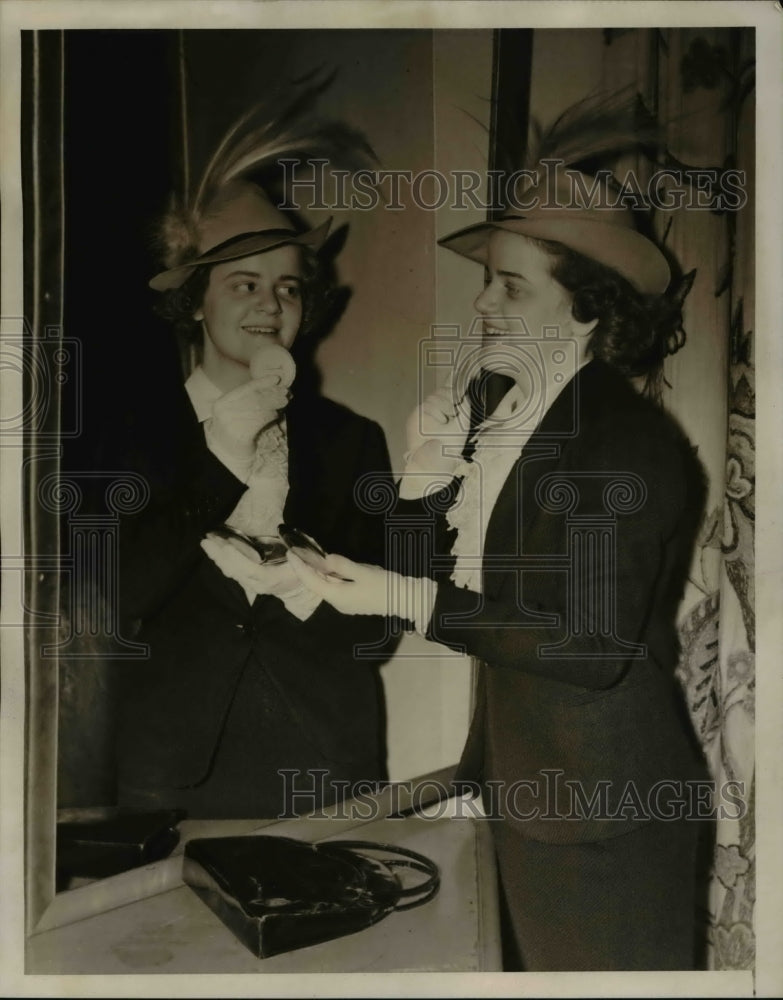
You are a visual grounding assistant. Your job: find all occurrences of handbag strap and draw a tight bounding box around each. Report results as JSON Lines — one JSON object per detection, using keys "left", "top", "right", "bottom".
{"left": 323, "top": 840, "right": 440, "bottom": 911}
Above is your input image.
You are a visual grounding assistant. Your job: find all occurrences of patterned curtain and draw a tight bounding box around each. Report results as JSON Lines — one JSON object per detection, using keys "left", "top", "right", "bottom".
{"left": 603, "top": 26, "right": 756, "bottom": 970}
{"left": 658, "top": 28, "right": 757, "bottom": 972}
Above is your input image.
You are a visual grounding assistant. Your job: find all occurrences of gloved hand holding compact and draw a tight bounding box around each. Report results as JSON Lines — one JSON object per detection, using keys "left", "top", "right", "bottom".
{"left": 201, "top": 532, "right": 303, "bottom": 600}
{"left": 205, "top": 345, "right": 297, "bottom": 460}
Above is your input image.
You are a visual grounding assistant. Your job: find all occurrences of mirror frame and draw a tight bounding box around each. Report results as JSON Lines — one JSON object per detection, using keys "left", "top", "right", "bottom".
{"left": 23, "top": 27, "right": 66, "bottom": 937}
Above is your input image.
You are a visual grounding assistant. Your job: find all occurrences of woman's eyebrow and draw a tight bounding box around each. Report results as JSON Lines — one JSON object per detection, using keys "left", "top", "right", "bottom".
{"left": 496, "top": 268, "right": 529, "bottom": 282}
{"left": 222, "top": 269, "right": 261, "bottom": 280}
{"left": 220, "top": 270, "right": 302, "bottom": 281}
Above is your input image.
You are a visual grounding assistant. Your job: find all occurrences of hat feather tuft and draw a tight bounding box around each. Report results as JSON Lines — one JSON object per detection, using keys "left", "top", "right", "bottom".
{"left": 155, "top": 68, "right": 378, "bottom": 273}
{"left": 193, "top": 70, "right": 377, "bottom": 221}
{"left": 524, "top": 86, "right": 663, "bottom": 175}
{"left": 157, "top": 196, "right": 200, "bottom": 269}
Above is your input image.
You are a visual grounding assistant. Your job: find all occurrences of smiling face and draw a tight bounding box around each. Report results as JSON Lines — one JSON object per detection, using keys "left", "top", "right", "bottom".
{"left": 194, "top": 245, "right": 303, "bottom": 391}
{"left": 472, "top": 231, "right": 595, "bottom": 379}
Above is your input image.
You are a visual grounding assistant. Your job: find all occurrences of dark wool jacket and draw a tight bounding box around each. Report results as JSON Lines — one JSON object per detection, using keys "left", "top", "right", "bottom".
{"left": 393, "top": 359, "right": 707, "bottom": 844}
{"left": 113, "top": 380, "right": 397, "bottom": 812}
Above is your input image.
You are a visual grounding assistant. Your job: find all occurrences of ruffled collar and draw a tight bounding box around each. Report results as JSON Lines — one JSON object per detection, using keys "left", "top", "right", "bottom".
{"left": 446, "top": 383, "right": 533, "bottom": 592}
{"left": 445, "top": 364, "right": 586, "bottom": 592}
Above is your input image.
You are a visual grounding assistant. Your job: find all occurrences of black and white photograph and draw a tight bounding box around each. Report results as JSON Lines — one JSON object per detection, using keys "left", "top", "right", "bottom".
{"left": 1, "top": 1, "right": 780, "bottom": 995}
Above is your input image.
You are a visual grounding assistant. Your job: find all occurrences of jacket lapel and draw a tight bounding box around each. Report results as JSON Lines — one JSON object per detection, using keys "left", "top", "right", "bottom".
{"left": 173, "top": 394, "right": 256, "bottom": 619}
{"left": 282, "top": 394, "right": 352, "bottom": 546}
{"left": 481, "top": 361, "right": 594, "bottom": 599}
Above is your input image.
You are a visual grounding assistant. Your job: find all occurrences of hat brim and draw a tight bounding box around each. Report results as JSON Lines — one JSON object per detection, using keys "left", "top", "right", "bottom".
{"left": 149, "top": 218, "right": 332, "bottom": 292}
{"left": 438, "top": 216, "right": 670, "bottom": 296}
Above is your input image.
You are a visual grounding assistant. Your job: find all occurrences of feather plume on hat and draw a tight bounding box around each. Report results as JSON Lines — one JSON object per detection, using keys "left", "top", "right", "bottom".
{"left": 523, "top": 87, "right": 662, "bottom": 172}
{"left": 490, "top": 85, "right": 665, "bottom": 206}
{"left": 154, "top": 70, "right": 378, "bottom": 279}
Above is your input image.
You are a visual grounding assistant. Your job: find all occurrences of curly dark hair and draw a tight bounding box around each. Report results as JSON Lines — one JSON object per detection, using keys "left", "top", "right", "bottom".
{"left": 532, "top": 237, "right": 686, "bottom": 390}
{"left": 154, "top": 243, "right": 334, "bottom": 348}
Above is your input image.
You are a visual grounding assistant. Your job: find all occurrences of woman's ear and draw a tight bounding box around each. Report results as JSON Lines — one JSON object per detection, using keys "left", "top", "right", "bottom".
{"left": 560, "top": 289, "right": 597, "bottom": 344}
{"left": 561, "top": 307, "right": 598, "bottom": 364}
{"left": 571, "top": 314, "right": 598, "bottom": 341}
{"left": 193, "top": 307, "right": 204, "bottom": 322}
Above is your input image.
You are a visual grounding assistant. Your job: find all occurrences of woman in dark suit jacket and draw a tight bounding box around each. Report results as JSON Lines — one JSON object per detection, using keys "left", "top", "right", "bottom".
{"left": 114, "top": 361, "right": 395, "bottom": 819}
{"left": 288, "top": 168, "right": 709, "bottom": 970}
{"left": 113, "top": 107, "right": 396, "bottom": 817}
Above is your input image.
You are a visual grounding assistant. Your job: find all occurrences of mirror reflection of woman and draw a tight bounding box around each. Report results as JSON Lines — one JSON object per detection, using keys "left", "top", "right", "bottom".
{"left": 114, "top": 96, "right": 396, "bottom": 819}
{"left": 289, "top": 163, "right": 709, "bottom": 970}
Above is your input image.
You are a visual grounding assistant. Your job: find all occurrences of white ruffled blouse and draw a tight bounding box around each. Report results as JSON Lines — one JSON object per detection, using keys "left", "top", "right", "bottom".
{"left": 445, "top": 367, "right": 583, "bottom": 594}
{"left": 446, "top": 383, "right": 534, "bottom": 593}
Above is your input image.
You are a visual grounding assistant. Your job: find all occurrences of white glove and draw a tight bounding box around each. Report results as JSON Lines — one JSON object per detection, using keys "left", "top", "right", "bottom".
{"left": 404, "top": 371, "right": 472, "bottom": 474}
{"left": 205, "top": 376, "right": 290, "bottom": 461}
{"left": 201, "top": 534, "right": 320, "bottom": 620}
{"left": 287, "top": 550, "right": 437, "bottom": 631}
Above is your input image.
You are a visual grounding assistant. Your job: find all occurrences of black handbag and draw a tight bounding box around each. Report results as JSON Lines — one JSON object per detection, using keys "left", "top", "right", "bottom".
{"left": 182, "top": 835, "right": 440, "bottom": 959}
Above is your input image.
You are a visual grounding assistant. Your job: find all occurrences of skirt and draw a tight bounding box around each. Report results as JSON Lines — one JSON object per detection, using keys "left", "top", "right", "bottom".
{"left": 491, "top": 815, "right": 703, "bottom": 971}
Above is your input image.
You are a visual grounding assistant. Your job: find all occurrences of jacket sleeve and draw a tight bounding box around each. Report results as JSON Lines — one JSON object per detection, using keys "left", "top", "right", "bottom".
{"left": 424, "top": 419, "right": 690, "bottom": 691}
{"left": 387, "top": 480, "right": 461, "bottom": 580}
